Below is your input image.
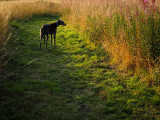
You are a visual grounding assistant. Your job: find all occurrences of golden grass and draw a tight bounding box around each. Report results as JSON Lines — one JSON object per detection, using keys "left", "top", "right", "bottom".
{"left": 0, "top": 0, "right": 60, "bottom": 19}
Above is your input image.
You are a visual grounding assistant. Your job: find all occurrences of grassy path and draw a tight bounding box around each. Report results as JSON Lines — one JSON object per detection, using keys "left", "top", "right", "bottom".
{"left": 1, "top": 16, "right": 160, "bottom": 120}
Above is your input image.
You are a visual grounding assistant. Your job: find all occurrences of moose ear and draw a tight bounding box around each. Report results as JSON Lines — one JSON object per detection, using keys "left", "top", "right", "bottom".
{"left": 57, "top": 20, "right": 61, "bottom": 23}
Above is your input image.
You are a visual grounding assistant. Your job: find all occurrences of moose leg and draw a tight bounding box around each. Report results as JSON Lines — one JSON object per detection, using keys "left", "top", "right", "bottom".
{"left": 44, "top": 35, "right": 45, "bottom": 45}
{"left": 51, "top": 34, "right": 52, "bottom": 44}
{"left": 40, "top": 34, "right": 43, "bottom": 48}
{"left": 54, "top": 33, "right": 56, "bottom": 46}
{"left": 46, "top": 34, "right": 48, "bottom": 48}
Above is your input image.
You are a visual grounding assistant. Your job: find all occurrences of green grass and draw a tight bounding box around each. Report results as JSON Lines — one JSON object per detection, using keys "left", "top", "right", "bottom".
{"left": 0, "top": 15, "right": 160, "bottom": 120}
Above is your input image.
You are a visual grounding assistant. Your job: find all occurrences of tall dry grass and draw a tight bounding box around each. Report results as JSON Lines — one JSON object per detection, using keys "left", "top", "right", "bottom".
{"left": 61, "top": 0, "right": 160, "bottom": 85}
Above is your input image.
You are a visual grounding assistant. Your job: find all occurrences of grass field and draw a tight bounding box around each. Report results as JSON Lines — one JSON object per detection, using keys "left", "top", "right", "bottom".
{"left": 0, "top": 0, "right": 159, "bottom": 81}
{"left": 0, "top": 15, "right": 160, "bottom": 120}
{"left": 0, "top": 0, "right": 160, "bottom": 119}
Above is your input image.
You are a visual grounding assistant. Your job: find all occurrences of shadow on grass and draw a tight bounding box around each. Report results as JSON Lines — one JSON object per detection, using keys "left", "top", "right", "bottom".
{"left": 0, "top": 15, "right": 160, "bottom": 120}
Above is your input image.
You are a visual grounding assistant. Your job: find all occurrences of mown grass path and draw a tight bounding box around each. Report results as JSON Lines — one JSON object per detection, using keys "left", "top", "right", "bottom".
{"left": 1, "top": 16, "right": 160, "bottom": 120}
